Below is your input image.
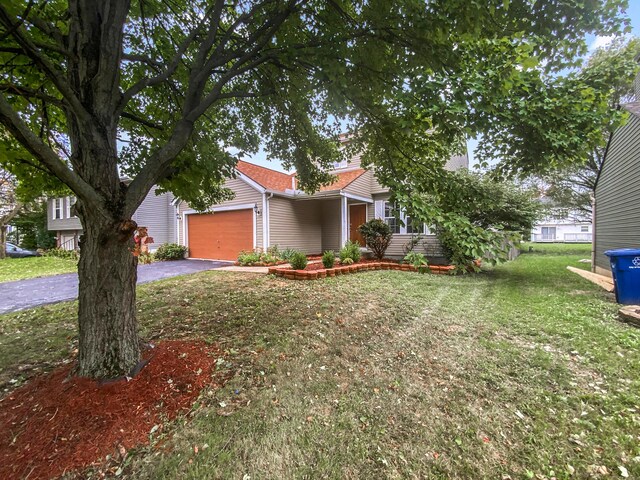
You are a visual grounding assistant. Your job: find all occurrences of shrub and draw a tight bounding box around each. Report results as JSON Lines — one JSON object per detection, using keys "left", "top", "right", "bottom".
{"left": 358, "top": 219, "right": 392, "bottom": 260}
{"left": 279, "top": 248, "right": 297, "bottom": 261}
{"left": 339, "top": 240, "right": 361, "bottom": 263}
{"left": 322, "top": 250, "right": 335, "bottom": 268}
{"left": 43, "top": 248, "right": 79, "bottom": 260}
{"left": 155, "top": 243, "right": 188, "bottom": 261}
{"left": 138, "top": 252, "right": 155, "bottom": 264}
{"left": 404, "top": 251, "right": 428, "bottom": 273}
{"left": 267, "top": 245, "right": 280, "bottom": 258}
{"left": 259, "top": 252, "right": 279, "bottom": 265}
{"left": 237, "top": 250, "right": 261, "bottom": 265}
{"left": 341, "top": 257, "right": 354, "bottom": 265}
{"left": 289, "top": 251, "right": 308, "bottom": 270}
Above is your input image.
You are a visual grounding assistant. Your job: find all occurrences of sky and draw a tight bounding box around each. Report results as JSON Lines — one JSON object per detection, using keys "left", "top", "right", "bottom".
{"left": 244, "top": 3, "right": 640, "bottom": 173}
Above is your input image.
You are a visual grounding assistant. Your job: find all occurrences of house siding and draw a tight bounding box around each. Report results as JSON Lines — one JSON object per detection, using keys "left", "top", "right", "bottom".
{"left": 132, "top": 186, "right": 176, "bottom": 248}
{"left": 594, "top": 113, "right": 640, "bottom": 277}
{"left": 269, "top": 197, "right": 322, "bottom": 254}
{"left": 343, "top": 170, "right": 374, "bottom": 199}
{"left": 47, "top": 197, "right": 81, "bottom": 231}
{"left": 178, "top": 177, "right": 263, "bottom": 248}
{"left": 319, "top": 198, "right": 342, "bottom": 252}
{"left": 368, "top": 193, "right": 445, "bottom": 261}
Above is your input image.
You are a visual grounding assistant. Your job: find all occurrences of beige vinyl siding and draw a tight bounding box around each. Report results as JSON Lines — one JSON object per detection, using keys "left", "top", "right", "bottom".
{"left": 132, "top": 186, "right": 176, "bottom": 248}
{"left": 594, "top": 114, "right": 640, "bottom": 276}
{"left": 178, "top": 177, "right": 263, "bottom": 248}
{"left": 319, "top": 199, "right": 342, "bottom": 252}
{"left": 369, "top": 193, "right": 445, "bottom": 261}
{"left": 47, "top": 197, "right": 81, "bottom": 231}
{"left": 343, "top": 170, "right": 374, "bottom": 199}
{"left": 445, "top": 153, "right": 469, "bottom": 171}
{"left": 269, "top": 197, "right": 322, "bottom": 254}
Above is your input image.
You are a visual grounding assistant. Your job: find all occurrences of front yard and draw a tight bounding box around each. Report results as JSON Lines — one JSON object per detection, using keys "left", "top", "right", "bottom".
{"left": 1, "top": 244, "right": 639, "bottom": 479}
{"left": 0, "top": 256, "right": 78, "bottom": 283}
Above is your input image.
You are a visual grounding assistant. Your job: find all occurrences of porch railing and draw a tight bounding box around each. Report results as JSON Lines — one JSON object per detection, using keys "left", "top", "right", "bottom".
{"left": 563, "top": 233, "right": 592, "bottom": 243}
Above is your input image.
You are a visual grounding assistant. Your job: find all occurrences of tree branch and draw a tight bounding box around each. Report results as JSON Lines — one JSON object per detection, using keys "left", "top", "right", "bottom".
{"left": 0, "top": 95, "right": 107, "bottom": 216}
{"left": 0, "top": 4, "right": 92, "bottom": 124}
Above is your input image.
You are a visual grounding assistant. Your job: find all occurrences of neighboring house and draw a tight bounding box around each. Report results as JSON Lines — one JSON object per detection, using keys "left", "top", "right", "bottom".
{"left": 47, "top": 186, "right": 177, "bottom": 251}
{"left": 176, "top": 148, "right": 468, "bottom": 261}
{"left": 531, "top": 208, "right": 592, "bottom": 243}
{"left": 593, "top": 58, "right": 640, "bottom": 277}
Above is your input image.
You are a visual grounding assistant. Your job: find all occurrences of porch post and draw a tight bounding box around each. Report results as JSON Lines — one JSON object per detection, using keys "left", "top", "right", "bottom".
{"left": 340, "top": 195, "right": 348, "bottom": 246}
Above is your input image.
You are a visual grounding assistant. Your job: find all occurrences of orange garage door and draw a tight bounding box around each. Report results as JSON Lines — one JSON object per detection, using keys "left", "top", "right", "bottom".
{"left": 188, "top": 210, "right": 253, "bottom": 260}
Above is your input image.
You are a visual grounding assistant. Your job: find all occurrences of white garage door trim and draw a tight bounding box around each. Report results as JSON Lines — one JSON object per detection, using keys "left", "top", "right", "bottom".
{"left": 182, "top": 204, "right": 257, "bottom": 252}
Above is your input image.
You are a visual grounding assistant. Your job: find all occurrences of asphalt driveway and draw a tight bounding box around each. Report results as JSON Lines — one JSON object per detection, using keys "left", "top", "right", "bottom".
{"left": 0, "top": 260, "right": 230, "bottom": 314}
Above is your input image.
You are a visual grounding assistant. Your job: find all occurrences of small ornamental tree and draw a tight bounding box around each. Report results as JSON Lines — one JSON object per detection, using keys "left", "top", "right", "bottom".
{"left": 358, "top": 219, "right": 392, "bottom": 260}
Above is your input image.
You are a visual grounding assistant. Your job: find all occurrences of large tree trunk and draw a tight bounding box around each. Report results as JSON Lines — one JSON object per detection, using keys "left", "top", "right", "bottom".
{"left": 0, "top": 224, "right": 6, "bottom": 260}
{"left": 76, "top": 214, "right": 140, "bottom": 378}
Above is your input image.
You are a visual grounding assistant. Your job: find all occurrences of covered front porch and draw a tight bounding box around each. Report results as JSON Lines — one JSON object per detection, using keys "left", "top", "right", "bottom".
{"left": 266, "top": 192, "right": 372, "bottom": 255}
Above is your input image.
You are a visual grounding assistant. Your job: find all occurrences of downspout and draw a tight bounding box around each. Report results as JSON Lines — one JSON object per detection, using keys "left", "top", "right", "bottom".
{"left": 591, "top": 193, "right": 596, "bottom": 273}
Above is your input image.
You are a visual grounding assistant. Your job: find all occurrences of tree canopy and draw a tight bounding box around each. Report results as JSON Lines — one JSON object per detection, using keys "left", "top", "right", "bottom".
{"left": 0, "top": 0, "right": 632, "bottom": 377}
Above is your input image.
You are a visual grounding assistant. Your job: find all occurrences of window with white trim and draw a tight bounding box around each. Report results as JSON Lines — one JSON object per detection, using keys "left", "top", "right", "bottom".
{"left": 53, "top": 198, "right": 62, "bottom": 219}
{"left": 67, "top": 196, "right": 77, "bottom": 218}
{"left": 377, "top": 200, "right": 433, "bottom": 235}
{"left": 580, "top": 225, "right": 589, "bottom": 232}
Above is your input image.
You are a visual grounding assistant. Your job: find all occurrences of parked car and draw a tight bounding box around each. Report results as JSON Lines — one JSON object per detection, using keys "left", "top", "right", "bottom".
{"left": 5, "top": 242, "right": 40, "bottom": 258}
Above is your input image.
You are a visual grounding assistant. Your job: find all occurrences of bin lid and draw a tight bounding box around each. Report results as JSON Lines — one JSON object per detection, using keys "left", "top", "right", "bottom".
{"left": 604, "top": 248, "right": 640, "bottom": 257}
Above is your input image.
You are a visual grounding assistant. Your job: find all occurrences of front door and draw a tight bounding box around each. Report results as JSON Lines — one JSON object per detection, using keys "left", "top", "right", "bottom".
{"left": 349, "top": 204, "right": 367, "bottom": 246}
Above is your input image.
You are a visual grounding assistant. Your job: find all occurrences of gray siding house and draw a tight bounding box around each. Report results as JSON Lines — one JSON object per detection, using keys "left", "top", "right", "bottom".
{"left": 177, "top": 149, "right": 468, "bottom": 261}
{"left": 593, "top": 65, "right": 640, "bottom": 277}
{"left": 48, "top": 143, "right": 467, "bottom": 261}
{"left": 48, "top": 186, "right": 177, "bottom": 251}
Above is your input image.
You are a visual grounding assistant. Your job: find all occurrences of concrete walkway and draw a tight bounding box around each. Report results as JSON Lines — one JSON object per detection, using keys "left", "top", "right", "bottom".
{"left": 0, "top": 259, "right": 230, "bottom": 314}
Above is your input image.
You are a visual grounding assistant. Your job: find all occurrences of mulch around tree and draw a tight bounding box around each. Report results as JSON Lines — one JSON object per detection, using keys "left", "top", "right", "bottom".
{"left": 0, "top": 340, "right": 222, "bottom": 480}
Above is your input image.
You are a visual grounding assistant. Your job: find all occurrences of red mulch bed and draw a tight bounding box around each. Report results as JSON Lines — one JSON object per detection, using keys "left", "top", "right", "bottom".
{"left": 0, "top": 340, "right": 221, "bottom": 480}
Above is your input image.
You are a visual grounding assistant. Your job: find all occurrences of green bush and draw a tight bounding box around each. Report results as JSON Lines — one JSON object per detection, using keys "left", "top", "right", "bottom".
{"left": 155, "top": 243, "right": 188, "bottom": 261}
{"left": 280, "top": 248, "right": 297, "bottom": 261}
{"left": 322, "top": 250, "right": 335, "bottom": 268}
{"left": 339, "top": 240, "right": 361, "bottom": 263}
{"left": 138, "top": 252, "right": 155, "bottom": 264}
{"left": 43, "top": 248, "right": 79, "bottom": 260}
{"left": 289, "top": 251, "right": 308, "bottom": 270}
{"left": 341, "top": 257, "right": 354, "bottom": 265}
{"left": 358, "top": 219, "right": 392, "bottom": 259}
{"left": 403, "top": 251, "right": 428, "bottom": 273}
{"left": 237, "top": 250, "right": 261, "bottom": 265}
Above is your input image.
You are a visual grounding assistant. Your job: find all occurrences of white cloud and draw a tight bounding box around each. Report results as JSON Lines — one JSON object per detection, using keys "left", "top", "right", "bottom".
{"left": 589, "top": 35, "right": 615, "bottom": 51}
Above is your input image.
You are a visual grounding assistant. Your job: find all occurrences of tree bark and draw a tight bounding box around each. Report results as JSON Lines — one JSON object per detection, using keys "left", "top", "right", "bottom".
{"left": 76, "top": 213, "right": 140, "bottom": 378}
{"left": 0, "top": 224, "right": 6, "bottom": 260}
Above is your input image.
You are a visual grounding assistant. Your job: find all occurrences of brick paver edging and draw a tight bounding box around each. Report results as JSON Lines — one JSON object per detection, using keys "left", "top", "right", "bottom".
{"left": 267, "top": 262, "right": 455, "bottom": 280}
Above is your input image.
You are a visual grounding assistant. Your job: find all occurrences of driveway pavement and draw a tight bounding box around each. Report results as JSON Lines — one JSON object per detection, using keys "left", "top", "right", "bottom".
{"left": 0, "top": 260, "right": 230, "bottom": 314}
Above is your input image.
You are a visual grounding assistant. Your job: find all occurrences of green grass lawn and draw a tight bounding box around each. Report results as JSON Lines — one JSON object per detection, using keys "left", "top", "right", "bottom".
{"left": 0, "top": 256, "right": 78, "bottom": 283}
{"left": 2, "top": 243, "right": 639, "bottom": 479}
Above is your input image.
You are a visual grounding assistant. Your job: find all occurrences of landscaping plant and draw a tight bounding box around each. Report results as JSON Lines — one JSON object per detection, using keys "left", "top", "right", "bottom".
{"left": 403, "top": 251, "right": 429, "bottom": 273}
{"left": 279, "top": 248, "right": 297, "bottom": 262}
{"left": 44, "top": 248, "right": 80, "bottom": 261}
{"left": 237, "top": 250, "right": 261, "bottom": 266}
{"left": 339, "top": 240, "right": 361, "bottom": 263}
{"left": 289, "top": 251, "right": 308, "bottom": 270}
{"left": 322, "top": 250, "right": 336, "bottom": 268}
{"left": 358, "top": 219, "right": 392, "bottom": 260}
{"left": 155, "top": 243, "right": 188, "bottom": 261}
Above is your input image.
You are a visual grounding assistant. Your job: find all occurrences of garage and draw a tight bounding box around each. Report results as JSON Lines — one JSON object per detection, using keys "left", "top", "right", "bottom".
{"left": 187, "top": 209, "right": 253, "bottom": 260}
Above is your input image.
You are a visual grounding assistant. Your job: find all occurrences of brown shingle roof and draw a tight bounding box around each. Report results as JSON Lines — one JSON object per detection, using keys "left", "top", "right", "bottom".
{"left": 235, "top": 160, "right": 366, "bottom": 194}
{"left": 319, "top": 169, "right": 366, "bottom": 191}
{"left": 236, "top": 160, "right": 294, "bottom": 191}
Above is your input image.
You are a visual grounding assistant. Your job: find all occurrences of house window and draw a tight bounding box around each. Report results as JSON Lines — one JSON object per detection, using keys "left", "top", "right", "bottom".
{"left": 378, "top": 200, "right": 432, "bottom": 235}
{"left": 67, "top": 196, "right": 77, "bottom": 218}
{"left": 580, "top": 225, "right": 589, "bottom": 232}
{"left": 332, "top": 159, "right": 348, "bottom": 169}
{"left": 53, "top": 198, "right": 62, "bottom": 219}
{"left": 384, "top": 201, "right": 401, "bottom": 234}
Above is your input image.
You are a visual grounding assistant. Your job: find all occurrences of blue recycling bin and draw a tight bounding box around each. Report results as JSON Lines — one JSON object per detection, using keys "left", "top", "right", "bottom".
{"left": 604, "top": 249, "right": 640, "bottom": 305}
